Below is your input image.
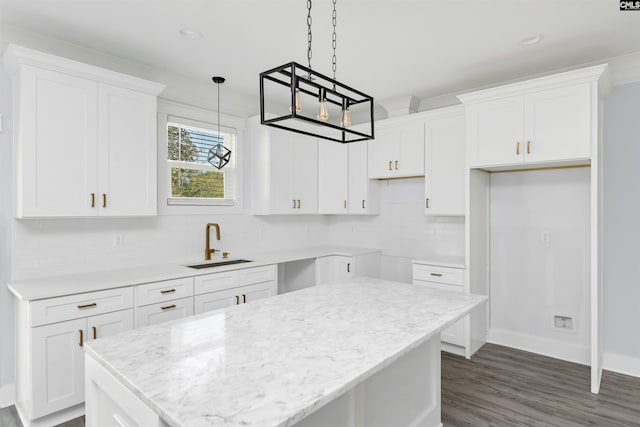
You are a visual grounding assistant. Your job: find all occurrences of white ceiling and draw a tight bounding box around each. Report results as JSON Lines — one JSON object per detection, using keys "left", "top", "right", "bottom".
{"left": 1, "top": 0, "right": 639, "bottom": 115}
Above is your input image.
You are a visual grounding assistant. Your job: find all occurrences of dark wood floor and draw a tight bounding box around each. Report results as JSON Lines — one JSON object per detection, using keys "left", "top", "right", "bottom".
{"left": 442, "top": 344, "right": 640, "bottom": 426}
{"left": 1, "top": 344, "right": 638, "bottom": 426}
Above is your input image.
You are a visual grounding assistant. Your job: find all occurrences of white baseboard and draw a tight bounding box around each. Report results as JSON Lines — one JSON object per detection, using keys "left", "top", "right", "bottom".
{"left": 487, "top": 328, "right": 590, "bottom": 366}
{"left": 603, "top": 352, "right": 640, "bottom": 378}
{"left": 0, "top": 383, "right": 15, "bottom": 408}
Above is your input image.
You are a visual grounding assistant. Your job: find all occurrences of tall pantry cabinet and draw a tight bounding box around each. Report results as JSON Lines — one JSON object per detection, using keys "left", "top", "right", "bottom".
{"left": 3, "top": 45, "right": 165, "bottom": 218}
{"left": 458, "top": 64, "right": 610, "bottom": 394}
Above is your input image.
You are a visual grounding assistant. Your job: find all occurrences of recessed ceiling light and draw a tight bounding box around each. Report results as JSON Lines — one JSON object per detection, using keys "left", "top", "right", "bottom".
{"left": 179, "top": 29, "right": 202, "bottom": 40}
{"left": 519, "top": 34, "right": 544, "bottom": 46}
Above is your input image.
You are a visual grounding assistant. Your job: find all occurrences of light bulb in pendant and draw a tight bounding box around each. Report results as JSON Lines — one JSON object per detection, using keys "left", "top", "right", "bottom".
{"left": 289, "top": 88, "right": 302, "bottom": 113}
{"left": 341, "top": 99, "right": 352, "bottom": 127}
{"left": 317, "top": 88, "right": 329, "bottom": 121}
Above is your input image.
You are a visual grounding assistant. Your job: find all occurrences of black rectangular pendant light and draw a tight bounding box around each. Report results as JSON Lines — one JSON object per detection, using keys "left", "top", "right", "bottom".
{"left": 259, "top": 62, "right": 374, "bottom": 143}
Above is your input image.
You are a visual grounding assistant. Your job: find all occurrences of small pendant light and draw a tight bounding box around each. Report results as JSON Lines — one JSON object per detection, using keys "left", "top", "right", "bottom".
{"left": 207, "top": 76, "right": 232, "bottom": 169}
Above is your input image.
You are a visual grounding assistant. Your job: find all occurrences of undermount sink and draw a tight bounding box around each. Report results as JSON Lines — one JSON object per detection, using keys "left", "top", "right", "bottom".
{"left": 186, "top": 259, "right": 253, "bottom": 269}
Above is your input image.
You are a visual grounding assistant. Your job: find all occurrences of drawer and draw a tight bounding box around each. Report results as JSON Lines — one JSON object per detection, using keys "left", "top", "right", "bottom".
{"left": 136, "top": 297, "right": 194, "bottom": 328}
{"left": 137, "top": 277, "right": 194, "bottom": 307}
{"left": 412, "top": 264, "right": 463, "bottom": 286}
{"left": 31, "top": 287, "right": 134, "bottom": 327}
{"left": 413, "top": 279, "right": 463, "bottom": 293}
{"left": 194, "top": 270, "right": 239, "bottom": 295}
{"left": 238, "top": 265, "right": 276, "bottom": 285}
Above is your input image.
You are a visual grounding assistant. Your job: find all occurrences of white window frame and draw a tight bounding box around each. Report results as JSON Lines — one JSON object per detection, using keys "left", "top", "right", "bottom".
{"left": 157, "top": 99, "right": 245, "bottom": 215}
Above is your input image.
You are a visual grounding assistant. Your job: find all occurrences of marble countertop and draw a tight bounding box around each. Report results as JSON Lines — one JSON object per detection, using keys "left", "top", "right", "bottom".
{"left": 8, "top": 245, "right": 380, "bottom": 301}
{"left": 412, "top": 255, "right": 466, "bottom": 269}
{"left": 85, "top": 277, "right": 486, "bottom": 427}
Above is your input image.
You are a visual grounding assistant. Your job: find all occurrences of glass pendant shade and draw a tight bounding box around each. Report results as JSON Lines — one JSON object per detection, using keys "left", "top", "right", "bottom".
{"left": 207, "top": 143, "right": 232, "bottom": 170}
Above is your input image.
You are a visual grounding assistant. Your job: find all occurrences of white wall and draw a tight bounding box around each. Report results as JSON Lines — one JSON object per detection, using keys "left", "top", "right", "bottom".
{"left": 488, "top": 168, "right": 591, "bottom": 364}
{"left": 602, "top": 82, "right": 640, "bottom": 375}
{"left": 0, "top": 63, "right": 15, "bottom": 406}
{"left": 327, "top": 178, "right": 465, "bottom": 284}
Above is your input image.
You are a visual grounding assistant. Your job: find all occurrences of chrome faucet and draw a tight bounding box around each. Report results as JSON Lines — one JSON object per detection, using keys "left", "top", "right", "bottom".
{"left": 205, "top": 223, "right": 221, "bottom": 260}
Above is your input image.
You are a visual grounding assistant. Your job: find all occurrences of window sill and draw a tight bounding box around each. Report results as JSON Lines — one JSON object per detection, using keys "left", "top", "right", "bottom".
{"left": 167, "top": 198, "right": 235, "bottom": 207}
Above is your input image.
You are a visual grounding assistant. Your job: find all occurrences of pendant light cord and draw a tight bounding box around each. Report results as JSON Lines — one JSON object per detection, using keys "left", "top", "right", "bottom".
{"left": 331, "top": 0, "right": 337, "bottom": 82}
{"left": 217, "top": 81, "right": 220, "bottom": 140}
{"left": 307, "top": 0, "right": 312, "bottom": 71}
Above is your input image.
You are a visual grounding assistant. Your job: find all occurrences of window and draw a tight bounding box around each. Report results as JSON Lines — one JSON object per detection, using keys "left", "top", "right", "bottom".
{"left": 166, "top": 117, "right": 237, "bottom": 205}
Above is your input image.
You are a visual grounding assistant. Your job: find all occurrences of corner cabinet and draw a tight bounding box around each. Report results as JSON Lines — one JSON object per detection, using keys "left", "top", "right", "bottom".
{"left": 248, "top": 119, "right": 319, "bottom": 214}
{"left": 318, "top": 141, "right": 379, "bottom": 215}
{"left": 3, "top": 44, "right": 165, "bottom": 218}
{"left": 368, "top": 120, "right": 424, "bottom": 179}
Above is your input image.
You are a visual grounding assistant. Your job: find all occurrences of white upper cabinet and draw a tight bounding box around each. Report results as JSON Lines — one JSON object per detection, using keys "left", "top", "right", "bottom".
{"left": 424, "top": 108, "right": 466, "bottom": 216}
{"left": 249, "top": 121, "right": 319, "bottom": 214}
{"left": 368, "top": 120, "right": 425, "bottom": 179}
{"left": 97, "top": 84, "right": 157, "bottom": 216}
{"left": 318, "top": 142, "right": 349, "bottom": 214}
{"left": 318, "top": 140, "right": 379, "bottom": 215}
{"left": 3, "top": 45, "right": 165, "bottom": 218}
{"left": 459, "top": 65, "right": 608, "bottom": 169}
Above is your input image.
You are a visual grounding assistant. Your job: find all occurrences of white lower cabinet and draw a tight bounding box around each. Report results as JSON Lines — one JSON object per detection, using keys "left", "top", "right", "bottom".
{"left": 412, "top": 262, "right": 468, "bottom": 356}
{"left": 136, "top": 297, "right": 194, "bottom": 328}
{"left": 194, "top": 265, "right": 278, "bottom": 315}
{"left": 26, "top": 305, "right": 134, "bottom": 423}
{"left": 315, "top": 252, "right": 381, "bottom": 285}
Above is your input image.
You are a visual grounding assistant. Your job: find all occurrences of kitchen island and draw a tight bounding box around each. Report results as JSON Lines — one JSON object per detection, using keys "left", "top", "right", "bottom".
{"left": 84, "top": 277, "right": 486, "bottom": 427}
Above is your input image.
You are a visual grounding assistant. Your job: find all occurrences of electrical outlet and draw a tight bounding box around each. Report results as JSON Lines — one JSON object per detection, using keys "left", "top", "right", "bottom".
{"left": 541, "top": 230, "right": 550, "bottom": 243}
{"left": 554, "top": 315, "right": 573, "bottom": 330}
{"left": 112, "top": 233, "right": 124, "bottom": 248}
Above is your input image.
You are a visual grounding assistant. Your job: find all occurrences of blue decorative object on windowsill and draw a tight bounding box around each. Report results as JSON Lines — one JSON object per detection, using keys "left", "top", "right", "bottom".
{"left": 207, "top": 143, "right": 231, "bottom": 169}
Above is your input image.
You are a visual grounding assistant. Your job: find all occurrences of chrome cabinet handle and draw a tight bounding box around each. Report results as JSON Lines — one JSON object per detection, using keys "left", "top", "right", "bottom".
{"left": 161, "top": 304, "right": 176, "bottom": 310}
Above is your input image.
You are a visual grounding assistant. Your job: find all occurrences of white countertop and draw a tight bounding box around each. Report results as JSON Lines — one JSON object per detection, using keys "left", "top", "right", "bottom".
{"left": 8, "top": 246, "right": 380, "bottom": 301}
{"left": 85, "top": 277, "right": 486, "bottom": 427}
{"left": 412, "top": 255, "right": 466, "bottom": 269}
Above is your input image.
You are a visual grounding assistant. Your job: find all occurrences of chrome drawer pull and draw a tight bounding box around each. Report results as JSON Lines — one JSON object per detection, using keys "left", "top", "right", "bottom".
{"left": 160, "top": 289, "right": 176, "bottom": 294}
{"left": 161, "top": 304, "right": 176, "bottom": 310}
{"left": 78, "top": 303, "right": 97, "bottom": 310}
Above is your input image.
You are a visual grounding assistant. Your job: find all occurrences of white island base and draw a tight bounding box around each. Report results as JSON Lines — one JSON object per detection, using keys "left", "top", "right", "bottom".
{"left": 86, "top": 335, "right": 442, "bottom": 427}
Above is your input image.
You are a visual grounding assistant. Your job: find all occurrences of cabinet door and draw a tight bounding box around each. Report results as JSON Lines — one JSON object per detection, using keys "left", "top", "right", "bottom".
{"left": 87, "top": 309, "right": 134, "bottom": 342}
{"left": 31, "top": 318, "right": 86, "bottom": 419}
{"left": 348, "top": 141, "right": 378, "bottom": 214}
{"left": 97, "top": 84, "right": 157, "bottom": 216}
{"left": 523, "top": 83, "right": 591, "bottom": 163}
{"left": 268, "top": 130, "right": 295, "bottom": 213}
{"left": 367, "top": 127, "right": 396, "bottom": 178}
{"left": 16, "top": 66, "right": 98, "bottom": 218}
{"left": 239, "top": 281, "right": 277, "bottom": 304}
{"left": 396, "top": 122, "right": 425, "bottom": 177}
{"left": 136, "top": 297, "right": 193, "bottom": 328}
{"left": 413, "top": 280, "right": 465, "bottom": 347}
{"left": 291, "top": 135, "right": 318, "bottom": 213}
{"left": 194, "top": 288, "right": 239, "bottom": 314}
{"left": 315, "top": 255, "right": 353, "bottom": 284}
{"left": 467, "top": 96, "right": 524, "bottom": 167}
{"left": 425, "top": 114, "right": 465, "bottom": 216}
{"left": 318, "top": 142, "right": 348, "bottom": 214}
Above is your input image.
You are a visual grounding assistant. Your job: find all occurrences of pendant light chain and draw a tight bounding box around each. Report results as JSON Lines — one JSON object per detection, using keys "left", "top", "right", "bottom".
{"left": 307, "top": 0, "right": 313, "bottom": 70}
{"left": 331, "top": 0, "right": 337, "bottom": 83}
